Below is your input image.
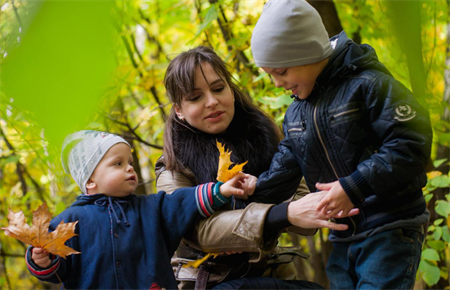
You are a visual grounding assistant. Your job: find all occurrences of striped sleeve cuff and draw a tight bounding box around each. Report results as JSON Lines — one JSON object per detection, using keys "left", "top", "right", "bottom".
{"left": 26, "top": 246, "right": 60, "bottom": 279}
{"left": 195, "top": 182, "right": 231, "bottom": 217}
{"left": 339, "top": 170, "right": 374, "bottom": 205}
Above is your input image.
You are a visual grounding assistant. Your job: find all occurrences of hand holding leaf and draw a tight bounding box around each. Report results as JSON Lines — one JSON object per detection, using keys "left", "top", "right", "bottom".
{"left": 2, "top": 203, "right": 80, "bottom": 259}
{"left": 216, "top": 141, "right": 248, "bottom": 182}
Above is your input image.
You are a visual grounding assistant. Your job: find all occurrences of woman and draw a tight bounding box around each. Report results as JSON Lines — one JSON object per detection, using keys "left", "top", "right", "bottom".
{"left": 156, "top": 46, "right": 357, "bottom": 289}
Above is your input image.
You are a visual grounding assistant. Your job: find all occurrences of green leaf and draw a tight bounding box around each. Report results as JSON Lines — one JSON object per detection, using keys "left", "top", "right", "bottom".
{"left": 442, "top": 226, "right": 450, "bottom": 243}
{"left": 190, "top": 5, "right": 218, "bottom": 42}
{"left": 261, "top": 95, "right": 292, "bottom": 109}
{"left": 422, "top": 248, "right": 440, "bottom": 261}
{"left": 252, "top": 72, "right": 268, "bottom": 83}
{"left": 434, "top": 219, "right": 444, "bottom": 226}
{"left": 435, "top": 200, "right": 450, "bottom": 218}
{"left": 424, "top": 194, "right": 433, "bottom": 203}
{"left": 431, "top": 175, "right": 450, "bottom": 188}
{"left": 427, "top": 240, "right": 445, "bottom": 251}
{"left": 433, "top": 158, "right": 448, "bottom": 168}
{"left": 419, "top": 260, "right": 441, "bottom": 286}
{"left": 433, "top": 226, "right": 442, "bottom": 240}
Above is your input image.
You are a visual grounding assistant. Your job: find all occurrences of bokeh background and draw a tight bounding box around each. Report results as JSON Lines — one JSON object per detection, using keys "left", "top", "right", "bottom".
{"left": 0, "top": 0, "right": 449, "bottom": 288}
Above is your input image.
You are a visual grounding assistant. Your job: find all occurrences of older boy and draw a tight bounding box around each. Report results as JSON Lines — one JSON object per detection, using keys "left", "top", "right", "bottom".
{"left": 249, "top": 1, "right": 432, "bottom": 289}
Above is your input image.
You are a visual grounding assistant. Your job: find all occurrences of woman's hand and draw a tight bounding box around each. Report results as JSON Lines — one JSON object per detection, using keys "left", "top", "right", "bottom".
{"left": 287, "top": 191, "right": 359, "bottom": 231}
{"left": 31, "top": 247, "right": 51, "bottom": 268}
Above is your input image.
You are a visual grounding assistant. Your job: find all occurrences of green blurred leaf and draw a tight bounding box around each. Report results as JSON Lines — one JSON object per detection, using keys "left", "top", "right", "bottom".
{"left": 434, "top": 219, "right": 444, "bottom": 226}
{"left": 419, "top": 260, "right": 441, "bottom": 286}
{"left": 427, "top": 240, "right": 445, "bottom": 251}
{"left": 422, "top": 248, "right": 440, "bottom": 261}
{"left": 435, "top": 200, "right": 450, "bottom": 218}
{"left": 431, "top": 175, "right": 450, "bottom": 188}
{"left": 433, "top": 158, "right": 448, "bottom": 168}
{"left": 1, "top": 0, "right": 116, "bottom": 147}
{"left": 434, "top": 226, "right": 443, "bottom": 240}
{"left": 442, "top": 226, "right": 450, "bottom": 243}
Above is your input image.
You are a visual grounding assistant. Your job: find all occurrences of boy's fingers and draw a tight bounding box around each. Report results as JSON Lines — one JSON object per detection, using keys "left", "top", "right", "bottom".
{"left": 315, "top": 182, "right": 331, "bottom": 190}
{"left": 325, "top": 222, "right": 349, "bottom": 231}
{"left": 347, "top": 208, "right": 360, "bottom": 216}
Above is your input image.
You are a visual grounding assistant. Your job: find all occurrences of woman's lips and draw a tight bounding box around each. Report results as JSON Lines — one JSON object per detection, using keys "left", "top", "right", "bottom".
{"left": 205, "top": 111, "right": 224, "bottom": 121}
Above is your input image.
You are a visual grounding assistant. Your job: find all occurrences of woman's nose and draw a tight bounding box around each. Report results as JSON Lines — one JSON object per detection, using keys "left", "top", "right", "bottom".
{"left": 205, "top": 93, "right": 219, "bottom": 108}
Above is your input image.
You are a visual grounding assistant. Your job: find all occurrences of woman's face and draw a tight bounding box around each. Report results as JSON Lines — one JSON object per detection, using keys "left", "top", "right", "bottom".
{"left": 174, "top": 62, "right": 235, "bottom": 135}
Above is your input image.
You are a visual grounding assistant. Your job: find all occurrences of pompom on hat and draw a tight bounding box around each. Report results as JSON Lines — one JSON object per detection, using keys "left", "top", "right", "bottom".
{"left": 61, "top": 130, "right": 130, "bottom": 193}
{"left": 251, "top": 0, "right": 332, "bottom": 68}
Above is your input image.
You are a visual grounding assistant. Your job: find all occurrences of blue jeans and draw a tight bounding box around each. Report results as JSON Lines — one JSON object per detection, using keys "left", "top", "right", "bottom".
{"left": 326, "top": 228, "right": 424, "bottom": 289}
{"left": 211, "top": 277, "right": 324, "bottom": 289}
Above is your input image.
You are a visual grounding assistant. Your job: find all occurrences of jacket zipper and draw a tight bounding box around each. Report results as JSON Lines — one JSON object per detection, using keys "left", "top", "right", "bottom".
{"left": 313, "top": 94, "right": 357, "bottom": 235}
{"left": 332, "top": 108, "right": 359, "bottom": 118}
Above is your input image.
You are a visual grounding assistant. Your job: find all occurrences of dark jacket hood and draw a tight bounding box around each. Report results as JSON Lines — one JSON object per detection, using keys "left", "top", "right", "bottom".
{"left": 317, "top": 31, "right": 392, "bottom": 86}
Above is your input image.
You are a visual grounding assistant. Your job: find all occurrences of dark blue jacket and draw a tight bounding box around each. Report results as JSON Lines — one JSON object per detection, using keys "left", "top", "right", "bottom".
{"left": 26, "top": 184, "right": 219, "bottom": 289}
{"left": 253, "top": 32, "right": 432, "bottom": 238}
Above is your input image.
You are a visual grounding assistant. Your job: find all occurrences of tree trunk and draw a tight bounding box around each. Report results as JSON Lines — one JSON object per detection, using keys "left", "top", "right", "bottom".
{"left": 308, "top": 0, "right": 343, "bottom": 37}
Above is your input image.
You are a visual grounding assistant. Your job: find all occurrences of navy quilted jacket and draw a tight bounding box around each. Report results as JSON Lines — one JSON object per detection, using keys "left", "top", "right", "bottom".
{"left": 253, "top": 31, "right": 432, "bottom": 238}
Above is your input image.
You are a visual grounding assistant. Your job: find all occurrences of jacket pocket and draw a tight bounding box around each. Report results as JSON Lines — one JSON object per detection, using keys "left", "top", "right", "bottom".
{"left": 329, "top": 103, "right": 361, "bottom": 127}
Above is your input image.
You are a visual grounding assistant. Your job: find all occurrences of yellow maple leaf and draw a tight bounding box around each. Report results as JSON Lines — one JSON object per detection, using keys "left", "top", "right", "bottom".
{"left": 2, "top": 202, "right": 80, "bottom": 259}
{"left": 183, "top": 253, "right": 219, "bottom": 269}
{"left": 216, "top": 141, "right": 248, "bottom": 183}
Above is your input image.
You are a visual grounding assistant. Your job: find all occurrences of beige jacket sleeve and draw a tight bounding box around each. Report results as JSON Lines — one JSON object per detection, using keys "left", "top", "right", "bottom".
{"left": 156, "top": 168, "right": 278, "bottom": 257}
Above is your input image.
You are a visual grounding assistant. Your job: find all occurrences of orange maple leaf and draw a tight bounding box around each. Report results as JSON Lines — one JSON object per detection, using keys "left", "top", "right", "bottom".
{"left": 216, "top": 141, "right": 248, "bottom": 182}
{"left": 2, "top": 202, "right": 80, "bottom": 259}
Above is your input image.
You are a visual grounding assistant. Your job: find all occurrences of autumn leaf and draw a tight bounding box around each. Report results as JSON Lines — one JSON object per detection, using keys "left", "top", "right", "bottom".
{"left": 216, "top": 141, "right": 248, "bottom": 183}
{"left": 182, "top": 253, "right": 219, "bottom": 269}
{"left": 2, "top": 202, "right": 80, "bottom": 259}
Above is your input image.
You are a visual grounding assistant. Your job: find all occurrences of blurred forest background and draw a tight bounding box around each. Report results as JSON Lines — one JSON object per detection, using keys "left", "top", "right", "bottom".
{"left": 0, "top": 0, "right": 449, "bottom": 289}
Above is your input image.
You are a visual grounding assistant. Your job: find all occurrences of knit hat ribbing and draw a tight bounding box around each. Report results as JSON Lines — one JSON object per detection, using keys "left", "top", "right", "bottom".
{"left": 61, "top": 130, "right": 130, "bottom": 193}
{"left": 251, "top": 0, "right": 332, "bottom": 68}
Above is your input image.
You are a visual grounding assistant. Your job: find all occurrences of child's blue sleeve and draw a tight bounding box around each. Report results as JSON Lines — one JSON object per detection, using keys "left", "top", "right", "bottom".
{"left": 26, "top": 246, "right": 67, "bottom": 284}
{"left": 155, "top": 182, "right": 230, "bottom": 253}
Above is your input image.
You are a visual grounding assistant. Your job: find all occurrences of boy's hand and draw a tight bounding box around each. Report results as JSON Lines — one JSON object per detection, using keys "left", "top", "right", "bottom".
{"left": 235, "top": 174, "right": 257, "bottom": 200}
{"left": 287, "top": 191, "right": 359, "bottom": 231}
{"left": 219, "top": 172, "right": 248, "bottom": 198}
{"left": 31, "top": 247, "right": 51, "bottom": 268}
{"left": 315, "top": 181, "right": 355, "bottom": 218}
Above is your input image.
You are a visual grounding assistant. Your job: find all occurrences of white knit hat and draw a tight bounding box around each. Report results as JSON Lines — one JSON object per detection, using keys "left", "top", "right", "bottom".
{"left": 251, "top": 0, "right": 332, "bottom": 68}
{"left": 61, "top": 130, "right": 130, "bottom": 193}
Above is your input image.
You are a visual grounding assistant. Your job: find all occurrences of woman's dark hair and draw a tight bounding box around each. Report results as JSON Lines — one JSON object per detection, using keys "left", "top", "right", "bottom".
{"left": 163, "top": 46, "right": 281, "bottom": 180}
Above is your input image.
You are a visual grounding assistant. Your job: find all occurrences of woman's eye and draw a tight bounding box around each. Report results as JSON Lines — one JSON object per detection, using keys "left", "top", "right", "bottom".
{"left": 212, "top": 87, "right": 224, "bottom": 93}
{"left": 189, "top": 95, "right": 201, "bottom": 102}
{"left": 115, "top": 162, "right": 121, "bottom": 166}
{"left": 279, "top": 69, "right": 287, "bottom": 76}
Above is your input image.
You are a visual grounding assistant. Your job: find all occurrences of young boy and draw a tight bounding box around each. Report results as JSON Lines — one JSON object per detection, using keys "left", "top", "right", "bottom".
{"left": 248, "top": 1, "right": 433, "bottom": 289}
{"left": 25, "top": 130, "right": 248, "bottom": 289}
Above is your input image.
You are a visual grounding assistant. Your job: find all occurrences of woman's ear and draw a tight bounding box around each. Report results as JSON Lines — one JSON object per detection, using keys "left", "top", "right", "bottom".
{"left": 174, "top": 104, "right": 185, "bottom": 120}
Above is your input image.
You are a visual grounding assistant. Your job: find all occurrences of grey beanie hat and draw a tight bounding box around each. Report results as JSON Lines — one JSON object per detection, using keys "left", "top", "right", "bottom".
{"left": 251, "top": 0, "right": 332, "bottom": 68}
{"left": 61, "top": 130, "right": 130, "bottom": 193}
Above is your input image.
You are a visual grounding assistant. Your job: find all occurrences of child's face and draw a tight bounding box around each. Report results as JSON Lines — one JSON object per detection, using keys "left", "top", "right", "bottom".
{"left": 86, "top": 143, "right": 138, "bottom": 197}
{"left": 262, "top": 59, "right": 328, "bottom": 100}
{"left": 174, "top": 62, "right": 235, "bottom": 135}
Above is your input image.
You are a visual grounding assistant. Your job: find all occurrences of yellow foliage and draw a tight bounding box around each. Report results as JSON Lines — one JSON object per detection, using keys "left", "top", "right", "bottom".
{"left": 216, "top": 141, "right": 248, "bottom": 183}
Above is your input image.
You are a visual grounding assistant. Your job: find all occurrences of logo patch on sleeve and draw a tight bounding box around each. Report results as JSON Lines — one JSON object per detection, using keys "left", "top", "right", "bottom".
{"left": 394, "top": 104, "right": 416, "bottom": 122}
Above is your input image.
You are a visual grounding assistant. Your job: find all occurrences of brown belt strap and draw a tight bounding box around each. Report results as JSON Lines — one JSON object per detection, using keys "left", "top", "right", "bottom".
{"left": 194, "top": 266, "right": 210, "bottom": 290}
